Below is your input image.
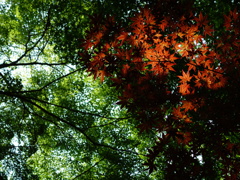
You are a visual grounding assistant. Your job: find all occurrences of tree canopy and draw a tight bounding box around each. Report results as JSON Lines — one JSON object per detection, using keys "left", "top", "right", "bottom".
{"left": 0, "top": 0, "right": 240, "bottom": 179}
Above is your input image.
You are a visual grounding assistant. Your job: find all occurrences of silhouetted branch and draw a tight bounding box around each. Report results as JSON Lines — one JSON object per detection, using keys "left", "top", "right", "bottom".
{"left": 0, "top": 62, "right": 67, "bottom": 69}
{"left": 9, "top": 6, "right": 52, "bottom": 66}
{"left": 0, "top": 90, "right": 139, "bottom": 156}
{"left": 17, "top": 68, "right": 82, "bottom": 93}
{"left": 72, "top": 157, "right": 105, "bottom": 179}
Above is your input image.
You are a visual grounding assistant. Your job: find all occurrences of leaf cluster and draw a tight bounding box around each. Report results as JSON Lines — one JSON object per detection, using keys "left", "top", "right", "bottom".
{"left": 81, "top": 2, "right": 240, "bottom": 179}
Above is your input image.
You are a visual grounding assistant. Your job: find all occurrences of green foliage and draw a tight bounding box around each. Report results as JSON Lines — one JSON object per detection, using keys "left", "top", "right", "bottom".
{"left": 0, "top": 0, "right": 157, "bottom": 179}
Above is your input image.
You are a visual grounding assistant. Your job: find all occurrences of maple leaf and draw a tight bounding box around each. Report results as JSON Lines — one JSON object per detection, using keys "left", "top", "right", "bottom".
{"left": 194, "top": 74, "right": 203, "bottom": 88}
{"left": 117, "top": 32, "right": 129, "bottom": 45}
{"left": 179, "top": 15, "right": 186, "bottom": 22}
{"left": 186, "top": 25, "right": 199, "bottom": 39}
{"left": 211, "top": 76, "right": 227, "bottom": 89}
{"left": 181, "top": 100, "right": 195, "bottom": 111}
{"left": 226, "top": 142, "right": 235, "bottom": 152}
{"left": 179, "top": 82, "right": 191, "bottom": 95}
{"left": 205, "top": 61, "right": 214, "bottom": 70}
{"left": 93, "top": 69, "right": 108, "bottom": 82}
{"left": 143, "top": 8, "right": 156, "bottom": 25}
{"left": 224, "top": 14, "right": 232, "bottom": 30}
{"left": 173, "top": 107, "right": 193, "bottom": 122}
{"left": 177, "top": 32, "right": 185, "bottom": 38}
{"left": 178, "top": 71, "right": 192, "bottom": 83}
{"left": 92, "top": 31, "right": 104, "bottom": 45}
{"left": 172, "top": 107, "right": 183, "bottom": 119}
{"left": 230, "top": 9, "right": 238, "bottom": 21}
{"left": 187, "top": 60, "right": 197, "bottom": 72}
{"left": 152, "top": 33, "right": 162, "bottom": 44}
{"left": 176, "top": 132, "right": 192, "bottom": 144}
{"left": 116, "top": 96, "right": 129, "bottom": 109}
{"left": 159, "top": 19, "right": 168, "bottom": 31}
{"left": 204, "top": 25, "right": 214, "bottom": 36}
{"left": 184, "top": 117, "right": 193, "bottom": 123}
{"left": 192, "top": 34, "right": 203, "bottom": 42}
{"left": 165, "top": 62, "right": 176, "bottom": 72}
{"left": 168, "top": 53, "right": 178, "bottom": 62}
{"left": 83, "top": 39, "right": 94, "bottom": 50}
{"left": 130, "top": 14, "right": 144, "bottom": 28}
{"left": 175, "top": 42, "right": 190, "bottom": 57}
{"left": 103, "top": 43, "right": 111, "bottom": 51}
{"left": 194, "top": 12, "right": 208, "bottom": 27}
{"left": 151, "top": 63, "right": 165, "bottom": 75}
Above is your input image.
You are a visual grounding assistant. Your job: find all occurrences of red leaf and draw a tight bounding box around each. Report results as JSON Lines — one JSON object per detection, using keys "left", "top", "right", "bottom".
{"left": 194, "top": 12, "right": 208, "bottom": 27}
{"left": 117, "top": 32, "right": 129, "bottom": 45}
{"left": 204, "top": 25, "right": 214, "bottom": 36}
{"left": 159, "top": 18, "right": 168, "bottom": 31}
{"left": 179, "top": 83, "right": 191, "bottom": 95}
{"left": 178, "top": 71, "right": 192, "bottom": 83}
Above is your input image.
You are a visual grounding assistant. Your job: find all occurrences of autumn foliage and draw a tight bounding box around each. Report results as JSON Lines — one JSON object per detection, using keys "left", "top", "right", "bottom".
{"left": 80, "top": 4, "right": 240, "bottom": 179}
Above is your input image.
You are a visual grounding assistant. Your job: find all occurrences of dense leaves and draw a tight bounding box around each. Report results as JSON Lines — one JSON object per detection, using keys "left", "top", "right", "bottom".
{"left": 1, "top": 0, "right": 240, "bottom": 179}
{"left": 0, "top": 0, "right": 158, "bottom": 179}
{"left": 81, "top": 2, "right": 240, "bottom": 179}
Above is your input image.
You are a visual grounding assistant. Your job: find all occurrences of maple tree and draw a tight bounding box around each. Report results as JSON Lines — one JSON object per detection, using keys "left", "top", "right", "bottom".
{"left": 80, "top": 2, "right": 240, "bottom": 179}
{"left": 3, "top": 0, "right": 240, "bottom": 179}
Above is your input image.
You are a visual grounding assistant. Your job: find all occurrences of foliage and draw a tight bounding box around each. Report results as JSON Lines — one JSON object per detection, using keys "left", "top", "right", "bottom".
{"left": 0, "top": 0, "right": 157, "bottom": 179}
{"left": 1, "top": 0, "right": 240, "bottom": 179}
{"left": 80, "top": 2, "right": 240, "bottom": 179}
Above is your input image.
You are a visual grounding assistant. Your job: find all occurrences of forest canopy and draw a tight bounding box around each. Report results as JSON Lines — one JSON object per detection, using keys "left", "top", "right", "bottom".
{"left": 0, "top": 0, "right": 240, "bottom": 179}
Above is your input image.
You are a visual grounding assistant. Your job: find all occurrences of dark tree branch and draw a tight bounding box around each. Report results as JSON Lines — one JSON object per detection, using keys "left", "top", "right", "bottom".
{"left": 86, "top": 119, "right": 127, "bottom": 129}
{"left": 0, "top": 90, "right": 139, "bottom": 156}
{"left": 22, "top": 95, "right": 130, "bottom": 120}
{"left": 0, "top": 62, "right": 67, "bottom": 69}
{"left": 9, "top": 6, "right": 52, "bottom": 66}
{"left": 72, "top": 157, "right": 105, "bottom": 179}
{"left": 17, "top": 68, "right": 82, "bottom": 93}
{"left": 24, "top": 98, "right": 139, "bottom": 155}
{"left": 0, "top": 89, "right": 130, "bottom": 120}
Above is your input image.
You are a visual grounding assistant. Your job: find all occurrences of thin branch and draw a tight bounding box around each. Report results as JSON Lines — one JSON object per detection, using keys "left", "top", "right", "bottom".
{"left": 87, "top": 118, "right": 128, "bottom": 129}
{"left": 23, "top": 95, "right": 130, "bottom": 120}
{"left": 0, "top": 62, "right": 67, "bottom": 69}
{"left": 25, "top": 98, "right": 139, "bottom": 155}
{"left": 0, "top": 90, "right": 139, "bottom": 155}
{"left": 9, "top": 6, "right": 51, "bottom": 65}
{"left": 17, "top": 68, "right": 82, "bottom": 93}
{"left": 187, "top": 61, "right": 224, "bottom": 75}
{"left": 0, "top": 89, "right": 130, "bottom": 120}
{"left": 72, "top": 157, "right": 105, "bottom": 180}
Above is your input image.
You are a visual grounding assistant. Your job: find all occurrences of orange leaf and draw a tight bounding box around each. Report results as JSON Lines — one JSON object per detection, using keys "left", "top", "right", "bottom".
{"left": 121, "top": 64, "right": 130, "bottom": 76}
{"left": 179, "top": 82, "right": 191, "bottom": 95}
{"left": 159, "top": 19, "right": 168, "bottom": 31}
{"left": 181, "top": 100, "right": 195, "bottom": 111}
{"left": 94, "top": 70, "right": 106, "bottom": 82}
{"left": 143, "top": 8, "right": 156, "bottom": 25}
{"left": 117, "top": 32, "right": 129, "bottom": 44}
{"left": 178, "top": 71, "right": 192, "bottom": 83}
